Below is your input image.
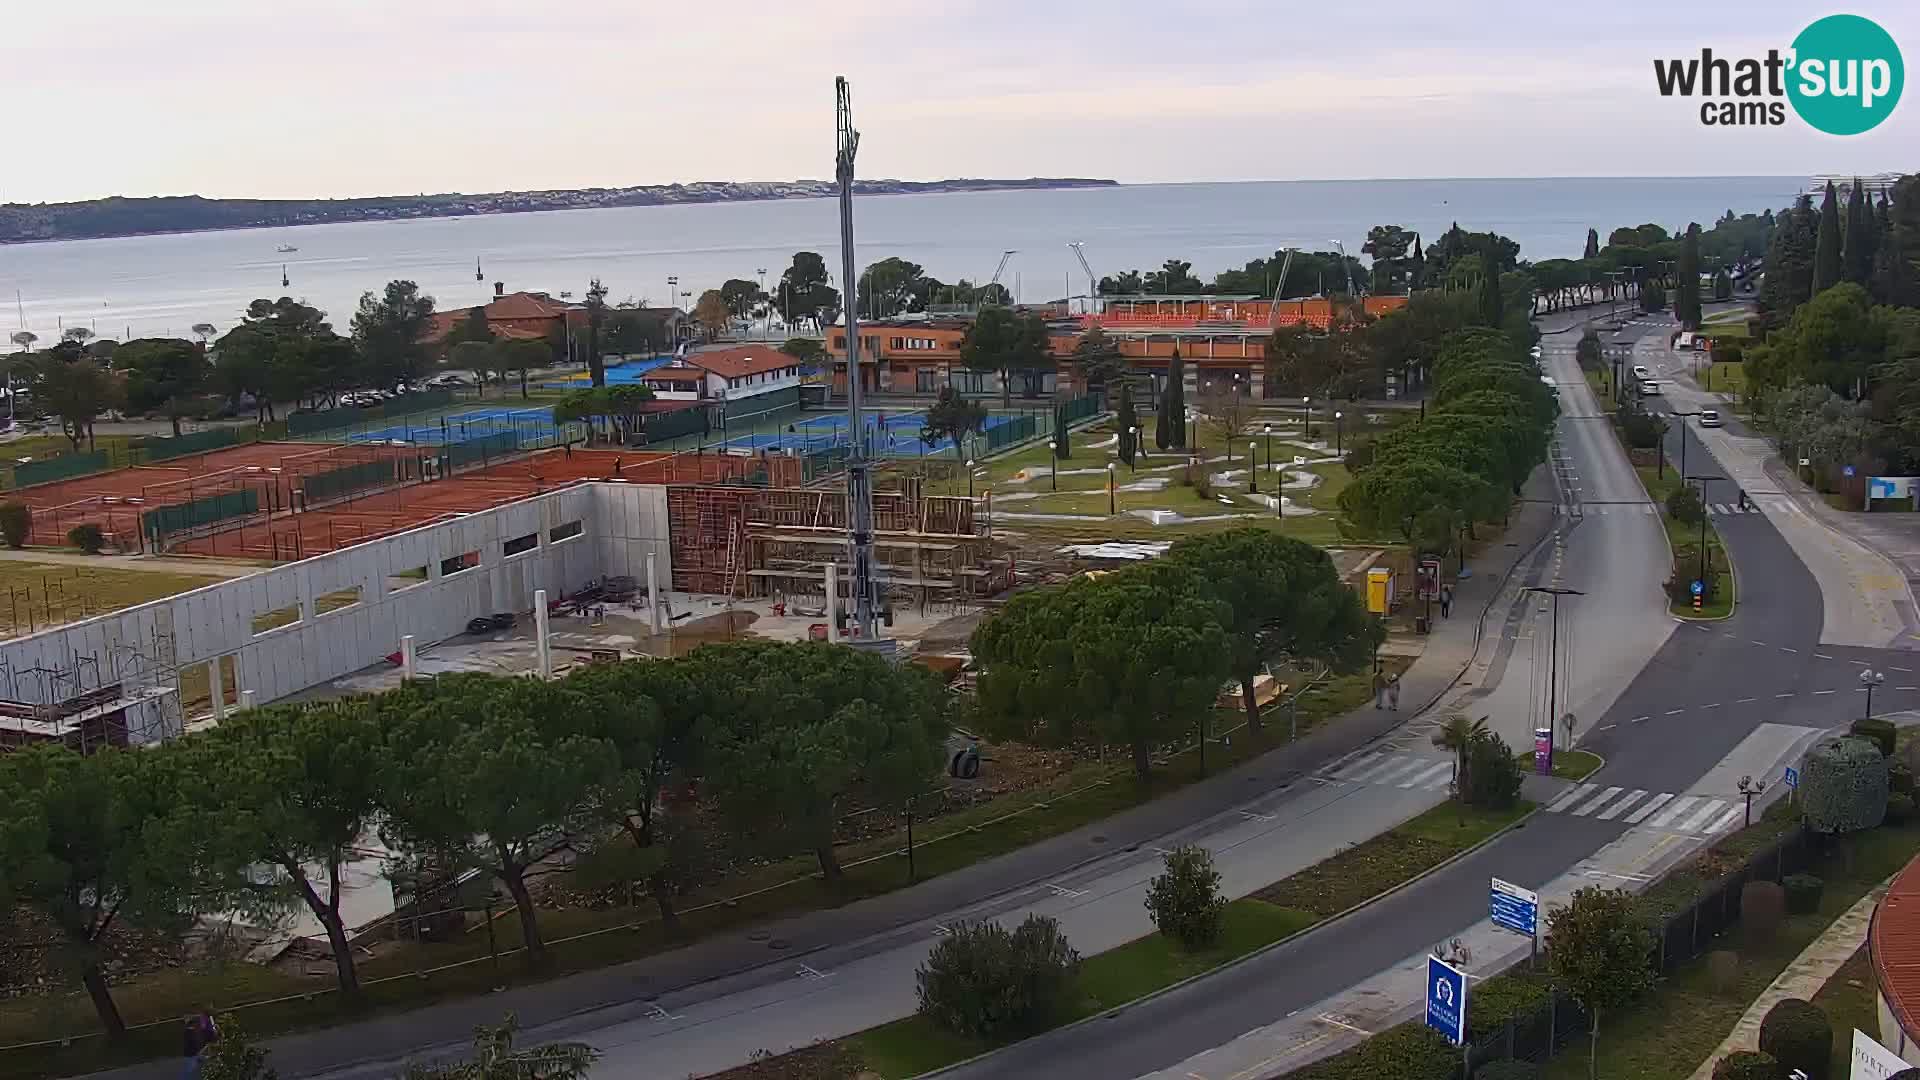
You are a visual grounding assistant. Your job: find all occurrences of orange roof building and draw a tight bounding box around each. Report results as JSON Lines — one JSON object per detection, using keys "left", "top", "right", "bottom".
{"left": 1871, "top": 851, "right": 1920, "bottom": 1066}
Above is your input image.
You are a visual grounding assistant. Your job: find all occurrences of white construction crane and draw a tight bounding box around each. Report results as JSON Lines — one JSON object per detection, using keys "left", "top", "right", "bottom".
{"left": 835, "top": 75, "right": 879, "bottom": 641}
{"left": 1268, "top": 247, "right": 1297, "bottom": 329}
{"left": 986, "top": 250, "right": 1017, "bottom": 304}
{"left": 1068, "top": 242, "right": 1097, "bottom": 313}
{"left": 1330, "top": 240, "right": 1357, "bottom": 296}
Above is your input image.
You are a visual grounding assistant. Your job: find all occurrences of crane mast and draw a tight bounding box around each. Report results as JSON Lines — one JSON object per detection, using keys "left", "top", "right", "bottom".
{"left": 835, "top": 77, "right": 879, "bottom": 641}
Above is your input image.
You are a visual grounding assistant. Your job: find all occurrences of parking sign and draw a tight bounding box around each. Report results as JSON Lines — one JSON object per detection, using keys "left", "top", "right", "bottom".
{"left": 1425, "top": 954, "right": 1468, "bottom": 1046}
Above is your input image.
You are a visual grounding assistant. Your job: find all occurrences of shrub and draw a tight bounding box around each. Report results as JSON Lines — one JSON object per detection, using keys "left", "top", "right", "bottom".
{"left": 1801, "top": 736, "right": 1890, "bottom": 838}
{"left": 1144, "top": 845, "right": 1226, "bottom": 949}
{"left": 1888, "top": 792, "right": 1915, "bottom": 826}
{"left": 1289, "top": 1023, "right": 1458, "bottom": 1080}
{"left": 1782, "top": 874, "right": 1825, "bottom": 915}
{"left": 1468, "top": 973, "right": 1551, "bottom": 1038}
{"left": 1851, "top": 717, "right": 1897, "bottom": 757}
{"left": 914, "top": 914, "right": 1079, "bottom": 1039}
{"left": 1888, "top": 1069, "right": 1920, "bottom": 1080}
{"left": 1464, "top": 732, "right": 1523, "bottom": 810}
{"left": 1666, "top": 483, "right": 1705, "bottom": 525}
{"left": 1706, "top": 949, "right": 1740, "bottom": 996}
{"left": 1893, "top": 761, "right": 1916, "bottom": 797}
{"left": 1618, "top": 403, "right": 1668, "bottom": 449}
{"left": 1741, "top": 881, "right": 1787, "bottom": 946}
{"left": 1641, "top": 281, "right": 1668, "bottom": 313}
{"left": 1712, "top": 1050, "right": 1779, "bottom": 1080}
{"left": 200, "top": 1015, "right": 278, "bottom": 1080}
{"left": 1474, "top": 1062, "right": 1539, "bottom": 1080}
{"left": 1758, "top": 997, "right": 1831, "bottom": 1080}
{"left": 66, "top": 522, "right": 105, "bottom": 554}
{"left": 1344, "top": 441, "right": 1376, "bottom": 474}
{"left": 0, "top": 500, "right": 29, "bottom": 549}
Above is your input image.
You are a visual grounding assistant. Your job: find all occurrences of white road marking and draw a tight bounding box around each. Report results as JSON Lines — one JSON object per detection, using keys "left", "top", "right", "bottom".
{"left": 1780, "top": 647, "right": 1798, "bottom": 653}
{"left": 1571, "top": 786, "right": 1625, "bottom": 816}
{"left": 1547, "top": 783, "right": 1599, "bottom": 813}
{"left": 1400, "top": 762, "right": 1455, "bottom": 789}
{"left": 1625, "top": 792, "right": 1674, "bottom": 824}
{"left": 1813, "top": 690, "right": 1837, "bottom": 695}
{"left": 1709, "top": 806, "right": 1745, "bottom": 833}
{"left": 1678, "top": 799, "right": 1729, "bottom": 833}
{"left": 1597, "top": 790, "right": 1649, "bottom": 820}
{"left": 1647, "top": 795, "right": 1700, "bottom": 829}
{"left": 1665, "top": 708, "right": 1686, "bottom": 715}
{"left": 1045, "top": 883, "right": 1087, "bottom": 898}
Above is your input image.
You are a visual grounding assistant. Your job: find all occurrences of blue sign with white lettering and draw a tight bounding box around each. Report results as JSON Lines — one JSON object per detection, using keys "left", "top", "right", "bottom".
{"left": 1844, "top": 465, "right": 1857, "bottom": 478}
{"left": 1690, "top": 579, "right": 1705, "bottom": 597}
{"left": 1785, "top": 766, "right": 1799, "bottom": 790}
{"left": 1426, "top": 955, "right": 1468, "bottom": 1046}
{"left": 1490, "top": 877, "right": 1539, "bottom": 938}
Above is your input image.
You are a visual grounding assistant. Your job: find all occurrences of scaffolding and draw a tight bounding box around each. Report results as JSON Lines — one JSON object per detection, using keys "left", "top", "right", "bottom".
{"left": 0, "top": 623, "right": 184, "bottom": 753}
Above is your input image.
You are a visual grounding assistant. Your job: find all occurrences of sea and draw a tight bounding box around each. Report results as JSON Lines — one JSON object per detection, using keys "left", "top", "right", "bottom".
{"left": 0, "top": 176, "right": 1802, "bottom": 342}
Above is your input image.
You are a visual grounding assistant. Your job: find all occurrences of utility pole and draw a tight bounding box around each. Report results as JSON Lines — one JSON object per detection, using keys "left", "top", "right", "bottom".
{"left": 1686, "top": 475, "right": 1713, "bottom": 596}
{"left": 836, "top": 76, "right": 879, "bottom": 641}
{"left": 1525, "top": 586, "right": 1585, "bottom": 750}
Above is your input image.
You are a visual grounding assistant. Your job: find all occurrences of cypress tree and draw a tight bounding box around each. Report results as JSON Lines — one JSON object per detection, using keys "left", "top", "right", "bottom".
{"left": 1409, "top": 234, "right": 1425, "bottom": 290}
{"left": 1164, "top": 349, "right": 1187, "bottom": 449}
{"left": 1116, "top": 382, "right": 1137, "bottom": 465}
{"left": 1761, "top": 195, "right": 1818, "bottom": 323}
{"left": 1813, "top": 180, "right": 1843, "bottom": 293}
{"left": 1675, "top": 222, "right": 1702, "bottom": 328}
{"left": 1053, "top": 403, "right": 1070, "bottom": 459}
{"left": 1583, "top": 228, "right": 1600, "bottom": 259}
{"left": 1844, "top": 177, "right": 1876, "bottom": 284}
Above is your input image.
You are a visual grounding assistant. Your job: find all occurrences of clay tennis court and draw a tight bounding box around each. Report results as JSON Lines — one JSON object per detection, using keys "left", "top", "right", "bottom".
{"left": 12, "top": 442, "right": 406, "bottom": 549}
{"left": 172, "top": 448, "right": 805, "bottom": 561}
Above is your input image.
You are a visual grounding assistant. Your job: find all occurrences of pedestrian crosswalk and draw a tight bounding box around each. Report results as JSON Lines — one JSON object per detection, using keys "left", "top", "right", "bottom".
{"left": 1322, "top": 751, "right": 1746, "bottom": 838}
{"left": 1557, "top": 499, "right": 1803, "bottom": 518}
{"left": 1544, "top": 784, "right": 1745, "bottom": 836}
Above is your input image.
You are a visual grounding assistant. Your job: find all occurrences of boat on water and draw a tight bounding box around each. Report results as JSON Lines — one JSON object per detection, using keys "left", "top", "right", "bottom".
{"left": 276, "top": 244, "right": 299, "bottom": 253}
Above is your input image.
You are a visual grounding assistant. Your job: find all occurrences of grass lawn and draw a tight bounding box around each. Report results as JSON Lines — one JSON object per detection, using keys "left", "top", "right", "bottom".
{"left": 1253, "top": 800, "right": 1534, "bottom": 918}
{"left": 1810, "top": 944, "right": 1878, "bottom": 1080}
{"left": 1517, "top": 748, "right": 1604, "bottom": 781}
{"left": 1703, "top": 361, "right": 1749, "bottom": 411}
{"left": 1637, "top": 463, "right": 1735, "bottom": 619}
{"left": 0, "top": 661, "right": 1403, "bottom": 1077}
{"left": 0, "top": 560, "right": 223, "bottom": 639}
{"left": 1540, "top": 813, "right": 1920, "bottom": 1080}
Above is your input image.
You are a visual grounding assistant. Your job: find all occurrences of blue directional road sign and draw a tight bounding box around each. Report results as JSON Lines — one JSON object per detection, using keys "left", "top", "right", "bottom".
{"left": 1426, "top": 954, "right": 1468, "bottom": 1046}
{"left": 1785, "top": 766, "right": 1799, "bottom": 790}
{"left": 1490, "top": 877, "right": 1539, "bottom": 937}
{"left": 1690, "top": 579, "right": 1705, "bottom": 597}
{"left": 1844, "top": 465, "right": 1857, "bottom": 478}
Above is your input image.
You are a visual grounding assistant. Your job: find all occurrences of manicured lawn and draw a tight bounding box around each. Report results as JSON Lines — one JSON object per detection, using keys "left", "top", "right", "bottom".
{"left": 1810, "top": 944, "right": 1878, "bottom": 1080}
{"left": 1253, "top": 800, "right": 1534, "bottom": 918}
{"left": 1637, "top": 464, "right": 1735, "bottom": 619}
{"left": 846, "top": 899, "right": 1319, "bottom": 1079}
{"left": 0, "top": 560, "right": 223, "bottom": 639}
{"left": 1517, "top": 748, "right": 1604, "bottom": 781}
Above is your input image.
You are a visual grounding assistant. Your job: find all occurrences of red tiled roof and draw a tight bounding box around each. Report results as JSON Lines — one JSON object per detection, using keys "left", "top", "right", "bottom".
{"left": 680, "top": 345, "right": 795, "bottom": 380}
{"left": 645, "top": 365, "right": 706, "bottom": 379}
{"left": 1874, "top": 852, "right": 1920, "bottom": 1044}
{"left": 424, "top": 292, "right": 577, "bottom": 341}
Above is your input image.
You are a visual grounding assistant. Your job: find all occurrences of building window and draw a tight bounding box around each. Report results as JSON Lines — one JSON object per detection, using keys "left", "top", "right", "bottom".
{"left": 549, "top": 520, "right": 584, "bottom": 543}
{"left": 916, "top": 367, "right": 939, "bottom": 393}
{"left": 503, "top": 532, "right": 539, "bottom": 557}
{"left": 889, "top": 337, "right": 903, "bottom": 349}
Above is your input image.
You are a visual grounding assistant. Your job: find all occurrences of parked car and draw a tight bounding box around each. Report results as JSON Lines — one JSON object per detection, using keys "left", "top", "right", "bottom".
{"left": 1699, "top": 409, "right": 1721, "bottom": 428}
{"left": 465, "top": 612, "right": 517, "bottom": 635}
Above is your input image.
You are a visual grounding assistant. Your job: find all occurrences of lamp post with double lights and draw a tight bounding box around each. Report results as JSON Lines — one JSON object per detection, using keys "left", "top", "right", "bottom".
{"left": 1737, "top": 775, "right": 1766, "bottom": 828}
{"left": 1523, "top": 586, "right": 1585, "bottom": 750}
{"left": 1864, "top": 669, "right": 1887, "bottom": 718}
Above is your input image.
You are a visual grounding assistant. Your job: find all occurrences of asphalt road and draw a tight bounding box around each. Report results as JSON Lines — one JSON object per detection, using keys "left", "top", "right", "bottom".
{"left": 938, "top": 314, "right": 1885, "bottom": 1080}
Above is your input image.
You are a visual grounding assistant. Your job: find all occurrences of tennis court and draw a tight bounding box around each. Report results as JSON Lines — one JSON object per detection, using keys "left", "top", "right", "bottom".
{"left": 346, "top": 406, "right": 578, "bottom": 448}
{"left": 711, "top": 407, "right": 1046, "bottom": 458}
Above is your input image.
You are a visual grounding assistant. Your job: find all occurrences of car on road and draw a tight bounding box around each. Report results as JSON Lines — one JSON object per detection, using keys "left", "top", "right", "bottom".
{"left": 1639, "top": 379, "right": 1661, "bottom": 396}
{"left": 1632, "top": 365, "right": 1651, "bottom": 379}
{"left": 1529, "top": 345, "right": 1543, "bottom": 360}
{"left": 1699, "top": 409, "right": 1721, "bottom": 427}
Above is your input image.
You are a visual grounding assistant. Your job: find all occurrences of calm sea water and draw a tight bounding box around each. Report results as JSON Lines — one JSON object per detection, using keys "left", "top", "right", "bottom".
{"left": 0, "top": 176, "right": 1800, "bottom": 341}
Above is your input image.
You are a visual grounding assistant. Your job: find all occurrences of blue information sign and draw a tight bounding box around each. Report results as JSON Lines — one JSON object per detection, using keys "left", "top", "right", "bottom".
{"left": 1785, "top": 766, "right": 1799, "bottom": 790}
{"left": 1844, "top": 465, "right": 1857, "bottom": 478}
{"left": 1690, "top": 579, "right": 1705, "bottom": 597}
{"left": 1426, "top": 955, "right": 1468, "bottom": 1046}
{"left": 1490, "top": 877, "right": 1539, "bottom": 938}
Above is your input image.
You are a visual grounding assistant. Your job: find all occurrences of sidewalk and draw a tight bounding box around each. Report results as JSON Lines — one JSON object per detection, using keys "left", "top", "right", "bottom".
{"left": 84, "top": 477, "right": 1562, "bottom": 1080}
{"left": 1685, "top": 876, "right": 1891, "bottom": 1080}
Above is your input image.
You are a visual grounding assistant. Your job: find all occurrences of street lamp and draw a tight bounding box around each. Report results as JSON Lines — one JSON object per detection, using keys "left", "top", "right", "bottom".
{"left": 1669, "top": 410, "right": 1702, "bottom": 480}
{"left": 966, "top": 458, "right": 975, "bottom": 498}
{"left": 1107, "top": 461, "right": 1116, "bottom": 515}
{"left": 1737, "top": 775, "right": 1766, "bottom": 828}
{"left": 1262, "top": 423, "right": 1273, "bottom": 477}
{"left": 1185, "top": 408, "right": 1197, "bottom": 452}
{"left": 1686, "top": 475, "right": 1714, "bottom": 595}
{"left": 1129, "top": 425, "right": 1142, "bottom": 467}
{"left": 1302, "top": 396, "right": 1313, "bottom": 438}
{"left": 1047, "top": 440, "right": 1057, "bottom": 491}
{"left": 1248, "top": 442, "right": 1258, "bottom": 493}
{"left": 1524, "top": 586, "right": 1586, "bottom": 750}
{"left": 1863, "top": 669, "right": 1887, "bottom": 718}
{"left": 1334, "top": 410, "right": 1345, "bottom": 455}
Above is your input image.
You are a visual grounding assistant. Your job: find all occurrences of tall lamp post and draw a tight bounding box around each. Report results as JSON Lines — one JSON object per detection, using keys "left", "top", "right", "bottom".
{"left": 1302, "top": 396, "right": 1313, "bottom": 439}
{"left": 1046, "top": 440, "right": 1057, "bottom": 491}
{"left": 1863, "top": 668, "right": 1886, "bottom": 718}
{"left": 1685, "top": 475, "right": 1714, "bottom": 595}
{"left": 1523, "top": 586, "right": 1586, "bottom": 750}
{"left": 1669, "top": 410, "right": 1701, "bottom": 480}
{"left": 966, "top": 458, "right": 975, "bottom": 498}
{"left": 1262, "top": 423, "right": 1273, "bottom": 476}
{"left": 1334, "top": 410, "right": 1345, "bottom": 455}
{"left": 1129, "top": 425, "right": 1142, "bottom": 466}
{"left": 1737, "top": 775, "right": 1766, "bottom": 828}
{"left": 1248, "top": 442, "right": 1258, "bottom": 493}
{"left": 1107, "top": 462, "right": 1117, "bottom": 515}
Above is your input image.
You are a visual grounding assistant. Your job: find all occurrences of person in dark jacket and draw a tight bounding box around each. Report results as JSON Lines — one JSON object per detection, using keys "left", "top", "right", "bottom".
{"left": 181, "top": 1009, "right": 219, "bottom": 1079}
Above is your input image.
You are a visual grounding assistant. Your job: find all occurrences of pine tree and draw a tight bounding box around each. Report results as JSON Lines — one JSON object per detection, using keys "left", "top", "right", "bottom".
{"left": 1843, "top": 177, "right": 1876, "bottom": 285}
{"left": 1813, "top": 180, "right": 1843, "bottom": 293}
{"left": 1116, "top": 382, "right": 1138, "bottom": 465}
{"left": 1409, "top": 235, "right": 1425, "bottom": 290}
{"left": 1675, "top": 222, "right": 1702, "bottom": 328}
{"left": 1881, "top": 177, "right": 1920, "bottom": 307}
{"left": 1761, "top": 195, "right": 1818, "bottom": 324}
{"left": 1476, "top": 262, "right": 1503, "bottom": 327}
{"left": 1583, "top": 228, "right": 1600, "bottom": 259}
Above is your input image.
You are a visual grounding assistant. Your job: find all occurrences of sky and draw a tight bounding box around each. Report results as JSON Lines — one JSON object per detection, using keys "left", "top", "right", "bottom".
{"left": 3, "top": 0, "right": 1916, "bottom": 204}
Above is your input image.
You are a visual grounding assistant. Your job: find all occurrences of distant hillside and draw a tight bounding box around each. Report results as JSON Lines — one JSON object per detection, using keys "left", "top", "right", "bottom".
{"left": 0, "top": 177, "right": 1119, "bottom": 244}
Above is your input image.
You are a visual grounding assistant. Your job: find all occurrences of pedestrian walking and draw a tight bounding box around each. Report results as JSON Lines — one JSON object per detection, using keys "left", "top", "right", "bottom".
{"left": 1373, "top": 670, "right": 1388, "bottom": 710}
{"left": 180, "top": 1009, "right": 219, "bottom": 1080}
{"left": 1388, "top": 674, "right": 1402, "bottom": 711}
{"left": 612, "top": 456, "right": 623, "bottom": 477}
{"left": 1439, "top": 583, "right": 1453, "bottom": 619}
{"left": 563, "top": 441, "right": 573, "bottom": 460}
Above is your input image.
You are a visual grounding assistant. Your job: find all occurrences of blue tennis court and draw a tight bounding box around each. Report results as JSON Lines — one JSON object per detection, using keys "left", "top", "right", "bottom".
{"left": 347, "top": 406, "right": 567, "bottom": 447}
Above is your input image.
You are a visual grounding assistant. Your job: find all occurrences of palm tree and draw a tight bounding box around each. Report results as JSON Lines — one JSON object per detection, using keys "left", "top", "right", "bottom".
{"left": 404, "top": 1015, "right": 597, "bottom": 1080}
{"left": 1431, "top": 713, "right": 1489, "bottom": 804}
{"left": 191, "top": 323, "right": 217, "bottom": 346}
{"left": 8, "top": 330, "right": 36, "bottom": 353}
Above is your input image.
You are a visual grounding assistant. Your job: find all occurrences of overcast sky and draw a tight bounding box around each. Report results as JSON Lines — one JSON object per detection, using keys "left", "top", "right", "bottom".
{"left": 4, "top": 1, "right": 1915, "bottom": 204}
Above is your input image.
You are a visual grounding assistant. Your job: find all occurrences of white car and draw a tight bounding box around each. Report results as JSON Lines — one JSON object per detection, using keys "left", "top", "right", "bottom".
{"left": 1529, "top": 345, "right": 1543, "bottom": 360}
{"left": 1639, "top": 380, "right": 1661, "bottom": 396}
{"left": 1699, "top": 409, "right": 1721, "bottom": 428}
{"left": 1632, "top": 365, "right": 1651, "bottom": 380}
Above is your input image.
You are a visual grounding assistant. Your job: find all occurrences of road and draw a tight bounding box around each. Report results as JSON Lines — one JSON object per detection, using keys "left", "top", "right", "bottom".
{"left": 938, "top": 313, "right": 1911, "bottom": 1080}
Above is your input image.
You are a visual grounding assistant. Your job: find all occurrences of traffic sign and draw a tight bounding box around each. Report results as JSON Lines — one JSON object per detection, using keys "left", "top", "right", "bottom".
{"left": 1690, "top": 579, "right": 1705, "bottom": 597}
{"left": 1490, "top": 878, "right": 1540, "bottom": 937}
{"left": 1785, "top": 766, "right": 1799, "bottom": 790}
{"left": 1845, "top": 465, "right": 1857, "bottom": 478}
{"left": 1426, "top": 954, "right": 1468, "bottom": 1046}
